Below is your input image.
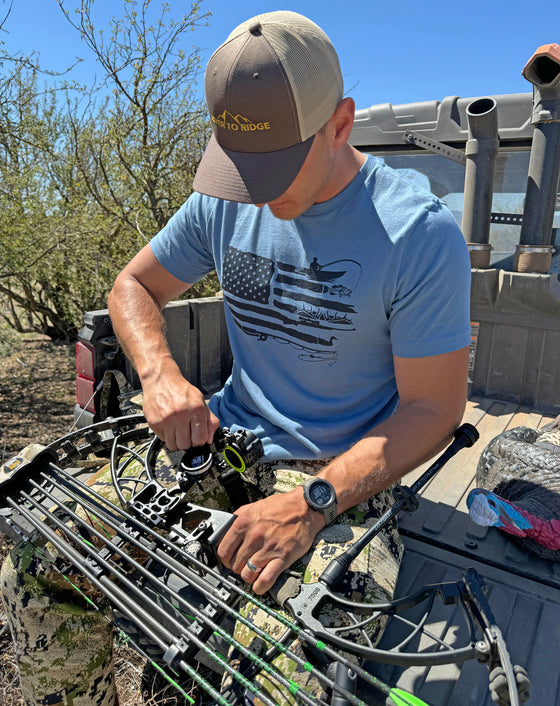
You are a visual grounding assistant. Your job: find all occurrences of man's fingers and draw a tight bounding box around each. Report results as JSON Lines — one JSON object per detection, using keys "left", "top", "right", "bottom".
{"left": 207, "top": 409, "right": 220, "bottom": 444}
{"left": 144, "top": 378, "right": 220, "bottom": 451}
{"left": 217, "top": 493, "right": 317, "bottom": 595}
{"left": 187, "top": 416, "right": 206, "bottom": 448}
{"left": 250, "top": 558, "right": 285, "bottom": 595}
{"left": 167, "top": 429, "right": 180, "bottom": 452}
{"left": 155, "top": 405, "right": 218, "bottom": 451}
{"left": 217, "top": 524, "right": 244, "bottom": 570}
{"left": 152, "top": 423, "right": 181, "bottom": 452}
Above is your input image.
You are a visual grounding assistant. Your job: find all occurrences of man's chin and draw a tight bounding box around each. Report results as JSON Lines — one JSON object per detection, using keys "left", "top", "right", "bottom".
{"left": 267, "top": 202, "right": 307, "bottom": 220}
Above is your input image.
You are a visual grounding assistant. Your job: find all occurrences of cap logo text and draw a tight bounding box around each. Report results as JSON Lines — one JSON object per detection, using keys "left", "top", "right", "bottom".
{"left": 212, "top": 110, "right": 271, "bottom": 133}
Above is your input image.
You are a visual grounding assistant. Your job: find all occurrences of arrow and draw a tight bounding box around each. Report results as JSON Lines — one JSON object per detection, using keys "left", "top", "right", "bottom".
{"left": 389, "top": 687, "right": 433, "bottom": 706}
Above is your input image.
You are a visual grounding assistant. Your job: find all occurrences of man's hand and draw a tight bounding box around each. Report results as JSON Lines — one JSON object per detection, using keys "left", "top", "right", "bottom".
{"left": 217, "top": 489, "right": 325, "bottom": 595}
{"left": 141, "top": 356, "right": 220, "bottom": 451}
{"left": 108, "top": 244, "right": 221, "bottom": 451}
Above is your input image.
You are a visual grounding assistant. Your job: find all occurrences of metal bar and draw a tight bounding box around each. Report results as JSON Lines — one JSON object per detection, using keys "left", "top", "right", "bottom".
{"left": 402, "top": 131, "right": 467, "bottom": 164}
{"left": 517, "top": 44, "right": 560, "bottom": 273}
{"left": 461, "top": 98, "right": 499, "bottom": 269}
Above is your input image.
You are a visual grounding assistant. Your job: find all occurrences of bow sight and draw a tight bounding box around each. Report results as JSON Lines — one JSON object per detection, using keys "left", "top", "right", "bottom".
{"left": 177, "top": 426, "right": 263, "bottom": 506}
{"left": 0, "top": 416, "right": 530, "bottom": 706}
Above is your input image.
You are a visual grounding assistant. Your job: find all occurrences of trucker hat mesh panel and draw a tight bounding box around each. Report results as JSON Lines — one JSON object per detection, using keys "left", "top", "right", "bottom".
{"left": 265, "top": 23, "right": 343, "bottom": 141}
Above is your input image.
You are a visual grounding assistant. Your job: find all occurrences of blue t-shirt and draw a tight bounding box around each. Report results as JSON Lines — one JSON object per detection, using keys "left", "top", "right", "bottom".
{"left": 150, "top": 156, "right": 471, "bottom": 461}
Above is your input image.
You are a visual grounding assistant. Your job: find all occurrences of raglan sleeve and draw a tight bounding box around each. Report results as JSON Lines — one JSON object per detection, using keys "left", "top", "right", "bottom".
{"left": 388, "top": 201, "right": 472, "bottom": 358}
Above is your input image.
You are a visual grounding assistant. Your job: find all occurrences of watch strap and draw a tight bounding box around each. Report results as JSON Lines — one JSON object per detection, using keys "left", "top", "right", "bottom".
{"left": 323, "top": 501, "right": 337, "bottom": 526}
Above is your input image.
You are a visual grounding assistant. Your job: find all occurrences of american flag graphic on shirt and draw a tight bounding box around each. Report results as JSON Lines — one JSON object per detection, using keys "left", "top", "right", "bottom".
{"left": 222, "top": 246, "right": 362, "bottom": 364}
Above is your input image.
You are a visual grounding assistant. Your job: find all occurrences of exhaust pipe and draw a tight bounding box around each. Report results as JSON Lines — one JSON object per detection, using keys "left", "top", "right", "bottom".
{"left": 461, "top": 98, "right": 499, "bottom": 269}
{"left": 515, "top": 43, "right": 560, "bottom": 273}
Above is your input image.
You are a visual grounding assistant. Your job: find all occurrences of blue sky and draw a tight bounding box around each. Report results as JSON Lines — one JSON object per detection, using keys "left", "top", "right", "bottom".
{"left": 1, "top": 0, "right": 558, "bottom": 109}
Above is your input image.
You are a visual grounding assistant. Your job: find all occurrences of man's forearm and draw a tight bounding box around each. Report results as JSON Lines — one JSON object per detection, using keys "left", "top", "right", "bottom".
{"left": 108, "top": 275, "right": 177, "bottom": 383}
{"left": 319, "top": 398, "right": 465, "bottom": 515}
{"left": 108, "top": 252, "right": 219, "bottom": 450}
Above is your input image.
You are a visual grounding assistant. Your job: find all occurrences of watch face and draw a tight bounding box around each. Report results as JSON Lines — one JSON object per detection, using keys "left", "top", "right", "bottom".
{"left": 308, "top": 479, "right": 334, "bottom": 507}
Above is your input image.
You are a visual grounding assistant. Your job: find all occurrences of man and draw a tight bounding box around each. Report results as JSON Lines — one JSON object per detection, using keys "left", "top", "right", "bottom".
{"left": 1, "top": 10, "right": 471, "bottom": 705}
{"left": 107, "top": 9, "right": 470, "bottom": 595}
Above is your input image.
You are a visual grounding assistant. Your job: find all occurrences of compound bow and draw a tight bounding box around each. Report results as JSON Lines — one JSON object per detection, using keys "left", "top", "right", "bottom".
{"left": 0, "top": 415, "right": 530, "bottom": 706}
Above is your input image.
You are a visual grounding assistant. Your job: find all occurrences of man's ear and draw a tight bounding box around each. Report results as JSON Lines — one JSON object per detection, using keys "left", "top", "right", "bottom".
{"left": 332, "top": 97, "right": 355, "bottom": 148}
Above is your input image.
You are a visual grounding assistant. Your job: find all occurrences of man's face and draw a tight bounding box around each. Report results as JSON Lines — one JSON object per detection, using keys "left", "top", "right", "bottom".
{"left": 256, "top": 129, "right": 335, "bottom": 220}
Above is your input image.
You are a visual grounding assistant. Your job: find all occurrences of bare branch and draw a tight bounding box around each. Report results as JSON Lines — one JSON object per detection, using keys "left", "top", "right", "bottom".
{"left": 0, "top": 0, "right": 13, "bottom": 33}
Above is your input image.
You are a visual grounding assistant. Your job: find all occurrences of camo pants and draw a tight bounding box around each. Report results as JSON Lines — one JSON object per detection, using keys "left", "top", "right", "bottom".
{"left": 1, "top": 449, "right": 402, "bottom": 706}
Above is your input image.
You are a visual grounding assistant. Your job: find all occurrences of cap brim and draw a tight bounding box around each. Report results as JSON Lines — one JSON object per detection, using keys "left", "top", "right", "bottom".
{"left": 192, "top": 133, "right": 315, "bottom": 204}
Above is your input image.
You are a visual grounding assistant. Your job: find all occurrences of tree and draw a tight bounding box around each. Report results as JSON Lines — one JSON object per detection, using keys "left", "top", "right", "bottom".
{"left": 59, "top": 0, "right": 211, "bottom": 238}
{"left": 0, "top": 67, "right": 104, "bottom": 339}
{"left": 0, "top": 0, "right": 215, "bottom": 341}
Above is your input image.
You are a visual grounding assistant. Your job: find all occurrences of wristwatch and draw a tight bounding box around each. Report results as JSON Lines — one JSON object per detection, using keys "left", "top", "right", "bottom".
{"left": 303, "top": 478, "right": 337, "bottom": 526}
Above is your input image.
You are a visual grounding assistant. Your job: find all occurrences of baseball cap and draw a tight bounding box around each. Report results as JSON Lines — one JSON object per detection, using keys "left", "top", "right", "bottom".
{"left": 192, "top": 11, "right": 343, "bottom": 204}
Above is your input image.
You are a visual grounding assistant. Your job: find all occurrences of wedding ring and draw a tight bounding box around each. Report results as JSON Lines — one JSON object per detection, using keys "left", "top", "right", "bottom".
{"left": 246, "top": 558, "right": 262, "bottom": 573}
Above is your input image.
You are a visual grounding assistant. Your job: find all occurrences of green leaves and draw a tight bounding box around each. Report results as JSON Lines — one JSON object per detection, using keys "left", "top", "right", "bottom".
{"left": 0, "top": 0, "right": 217, "bottom": 340}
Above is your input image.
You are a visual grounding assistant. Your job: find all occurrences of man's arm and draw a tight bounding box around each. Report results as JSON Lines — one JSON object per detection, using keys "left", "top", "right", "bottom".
{"left": 319, "top": 346, "right": 469, "bottom": 513}
{"left": 218, "top": 346, "right": 469, "bottom": 594}
{"left": 107, "top": 244, "right": 220, "bottom": 450}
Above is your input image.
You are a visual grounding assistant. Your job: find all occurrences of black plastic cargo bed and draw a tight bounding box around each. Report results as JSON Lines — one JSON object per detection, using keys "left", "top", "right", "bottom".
{"left": 368, "top": 397, "right": 559, "bottom": 705}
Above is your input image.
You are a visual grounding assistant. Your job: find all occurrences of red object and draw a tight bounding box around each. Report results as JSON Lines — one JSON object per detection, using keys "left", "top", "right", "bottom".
{"left": 75, "top": 341, "right": 97, "bottom": 412}
{"left": 76, "top": 376, "right": 97, "bottom": 413}
{"left": 75, "top": 341, "right": 95, "bottom": 378}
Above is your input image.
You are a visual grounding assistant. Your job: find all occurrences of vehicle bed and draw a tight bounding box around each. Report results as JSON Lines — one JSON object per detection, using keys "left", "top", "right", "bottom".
{"left": 368, "top": 397, "right": 559, "bottom": 705}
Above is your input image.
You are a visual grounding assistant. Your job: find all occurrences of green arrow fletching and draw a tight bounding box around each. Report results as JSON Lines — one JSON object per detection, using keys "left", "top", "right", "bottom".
{"left": 390, "top": 687, "right": 433, "bottom": 706}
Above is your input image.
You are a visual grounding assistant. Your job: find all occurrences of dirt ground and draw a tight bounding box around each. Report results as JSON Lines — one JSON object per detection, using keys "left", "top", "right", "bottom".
{"left": 0, "top": 336, "right": 192, "bottom": 705}
{"left": 0, "top": 337, "right": 76, "bottom": 460}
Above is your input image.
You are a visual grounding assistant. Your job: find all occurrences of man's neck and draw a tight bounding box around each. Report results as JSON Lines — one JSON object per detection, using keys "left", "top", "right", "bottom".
{"left": 319, "top": 144, "right": 367, "bottom": 203}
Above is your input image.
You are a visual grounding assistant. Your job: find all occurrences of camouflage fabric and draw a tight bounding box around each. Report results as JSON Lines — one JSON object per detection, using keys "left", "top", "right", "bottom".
{"left": 1, "top": 544, "right": 117, "bottom": 706}
{"left": 1, "top": 443, "right": 402, "bottom": 705}
{"left": 0, "top": 443, "right": 120, "bottom": 706}
{"left": 538, "top": 426, "right": 560, "bottom": 447}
